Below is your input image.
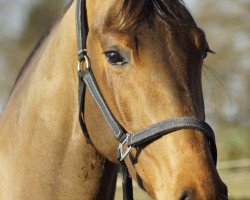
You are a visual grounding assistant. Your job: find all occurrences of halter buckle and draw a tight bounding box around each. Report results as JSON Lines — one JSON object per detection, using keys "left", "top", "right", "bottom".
{"left": 78, "top": 54, "right": 91, "bottom": 71}
{"left": 118, "top": 134, "right": 132, "bottom": 162}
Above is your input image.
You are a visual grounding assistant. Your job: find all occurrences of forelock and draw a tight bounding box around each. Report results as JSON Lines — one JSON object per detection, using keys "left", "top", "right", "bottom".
{"left": 105, "top": 0, "right": 197, "bottom": 32}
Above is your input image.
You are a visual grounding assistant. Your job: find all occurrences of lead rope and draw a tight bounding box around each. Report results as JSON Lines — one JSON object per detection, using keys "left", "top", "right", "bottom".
{"left": 121, "top": 161, "right": 134, "bottom": 200}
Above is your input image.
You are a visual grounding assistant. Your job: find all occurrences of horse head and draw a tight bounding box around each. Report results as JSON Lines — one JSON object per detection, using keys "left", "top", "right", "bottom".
{"left": 81, "top": 0, "right": 227, "bottom": 199}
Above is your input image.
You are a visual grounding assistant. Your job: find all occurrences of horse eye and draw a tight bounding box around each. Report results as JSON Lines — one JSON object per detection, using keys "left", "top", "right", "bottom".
{"left": 201, "top": 51, "right": 208, "bottom": 59}
{"left": 104, "top": 51, "right": 127, "bottom": 66}
{"left": 201, "top": 48, "right": 214, "bottom": 60}
{"left": 201, "top": 49, "right": 208, "bottom": 60}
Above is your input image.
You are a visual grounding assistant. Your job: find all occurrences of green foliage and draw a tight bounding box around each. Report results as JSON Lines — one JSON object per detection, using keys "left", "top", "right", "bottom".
{"left": 217, "top": 126, "right": 250, "bottom": 161}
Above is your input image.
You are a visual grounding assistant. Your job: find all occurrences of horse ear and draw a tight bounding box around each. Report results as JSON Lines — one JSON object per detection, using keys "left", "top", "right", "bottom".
{"left": 191, "top": 28, "right": 212, "bottom": 53}
{"left": 208, "top": 49, "right": 215, "bottom": 54}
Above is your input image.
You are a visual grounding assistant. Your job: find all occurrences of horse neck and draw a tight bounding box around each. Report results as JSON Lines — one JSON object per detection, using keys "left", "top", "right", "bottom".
{"left": 0, "top": 2, "right": 117, "bottom": 200}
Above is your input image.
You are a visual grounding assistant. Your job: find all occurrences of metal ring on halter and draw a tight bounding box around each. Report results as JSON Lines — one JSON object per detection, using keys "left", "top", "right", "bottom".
{"left": 118, "top": 134, "right": 132, "bottom": 161}
{"left": 78, "top": 54, "right": 91, "bottom": 71}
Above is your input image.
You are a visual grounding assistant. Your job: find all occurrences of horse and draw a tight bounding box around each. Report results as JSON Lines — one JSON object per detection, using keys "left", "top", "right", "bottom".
{"left": 0, "top": 0, "right": 228, "bottom": 199}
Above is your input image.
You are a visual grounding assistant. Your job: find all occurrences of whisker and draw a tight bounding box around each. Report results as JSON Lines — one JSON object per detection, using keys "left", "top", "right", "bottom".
{"left": 203, "top": 64, "right": 232, "bottom": 104}
{"left": 220, "top": 192, "right": 235, "bottom": 200}
{"left": 203, "top": 66, "right": 216, "bottom": 111}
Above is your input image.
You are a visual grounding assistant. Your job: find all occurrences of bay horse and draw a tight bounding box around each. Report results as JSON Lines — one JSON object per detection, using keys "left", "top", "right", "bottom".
{"left": 0, "top": 0, "right": 227, "bottom": 199}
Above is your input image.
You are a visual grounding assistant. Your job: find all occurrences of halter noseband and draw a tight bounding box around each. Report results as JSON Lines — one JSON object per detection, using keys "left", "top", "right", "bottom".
{"left": 76, "top": 0, "right": 217, "bottom": 199}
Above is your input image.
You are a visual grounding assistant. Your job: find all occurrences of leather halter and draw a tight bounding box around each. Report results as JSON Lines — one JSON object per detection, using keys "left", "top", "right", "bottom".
{"left": 76, "top": 0, "right": 217, "bottom": 199}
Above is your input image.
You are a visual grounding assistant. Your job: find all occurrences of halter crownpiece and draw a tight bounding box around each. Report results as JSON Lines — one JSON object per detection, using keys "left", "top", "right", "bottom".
{"left": 75, "top": 0, "right": 217, "bottom": 199}
{"left": 76, "top": 0, "right": 88, "bottom": 62}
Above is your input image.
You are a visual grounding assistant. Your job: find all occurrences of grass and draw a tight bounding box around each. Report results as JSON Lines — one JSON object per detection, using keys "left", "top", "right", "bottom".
{"left": 216, "top": 126, "right": 250, "bottom": 161}
{"left": 216, "top": 125, "right": 250, "bottom": 199}
{"left": 219, "top": 168, "right": 250, "bottom": 200}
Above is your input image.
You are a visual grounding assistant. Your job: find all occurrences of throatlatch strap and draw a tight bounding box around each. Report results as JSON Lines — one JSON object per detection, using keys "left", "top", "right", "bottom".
{"left": 78, "top": 71, "right": 91, "bottom": 143}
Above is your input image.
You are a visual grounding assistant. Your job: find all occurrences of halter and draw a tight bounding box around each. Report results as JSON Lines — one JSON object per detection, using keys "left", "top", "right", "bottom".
{"left": 75, "top": 0, "right": 217, "bottom": 199}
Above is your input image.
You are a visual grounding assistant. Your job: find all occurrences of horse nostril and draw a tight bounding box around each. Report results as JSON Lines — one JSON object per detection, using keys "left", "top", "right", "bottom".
{"left": 179, "top": 190, "right": 192, "bottom": 200}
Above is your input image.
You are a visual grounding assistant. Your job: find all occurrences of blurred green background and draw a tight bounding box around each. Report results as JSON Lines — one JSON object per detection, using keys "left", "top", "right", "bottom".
{"left": 0, "top": 0, "right": 249, "bottom": 199}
